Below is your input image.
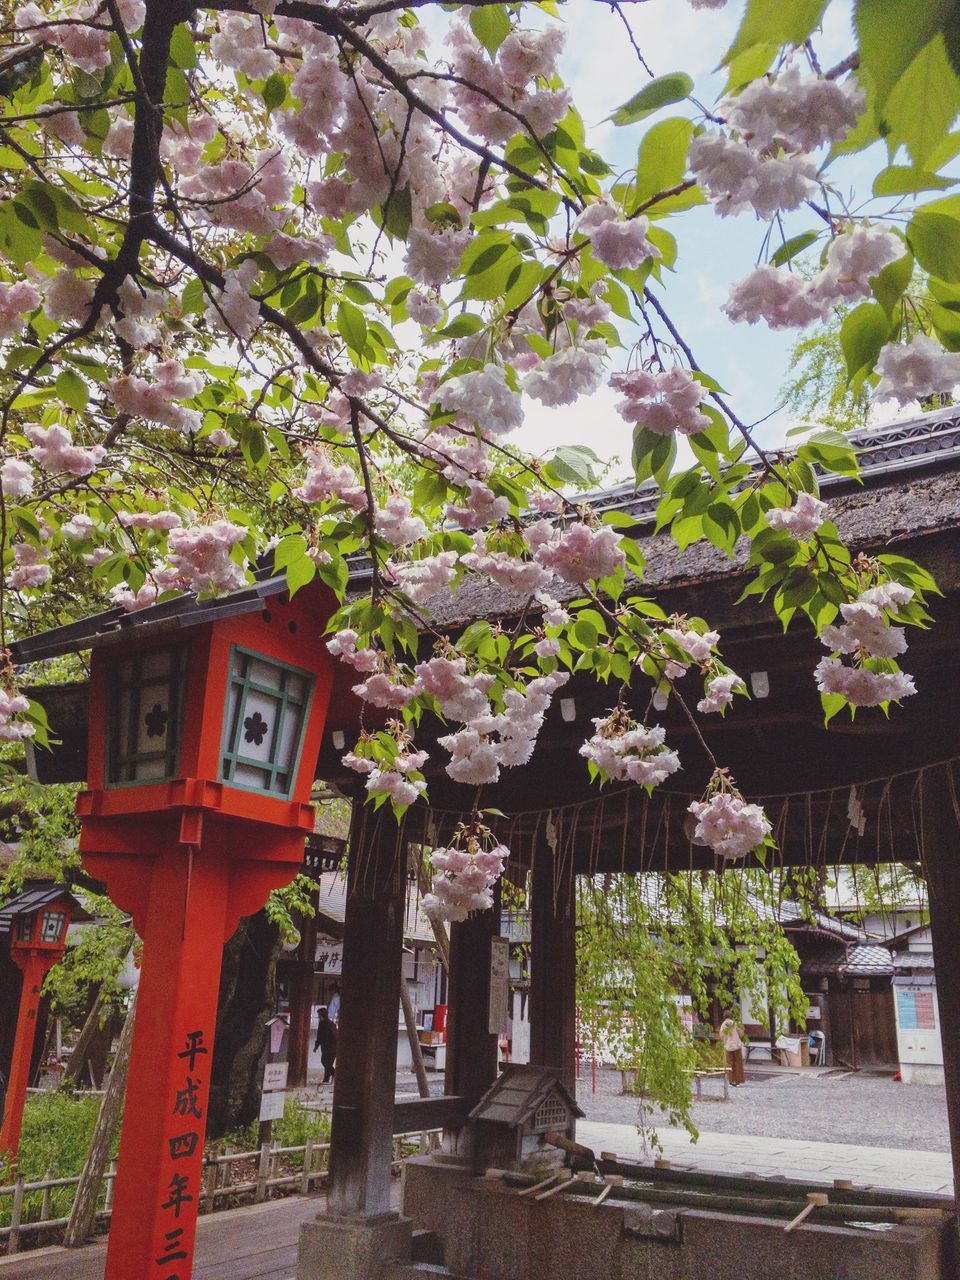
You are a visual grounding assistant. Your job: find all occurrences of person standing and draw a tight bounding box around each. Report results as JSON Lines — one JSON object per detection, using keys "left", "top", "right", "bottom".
{"left": 313, "top": 1005, "right": 338, "bottom": 1084}
{"left": 327, "top": 983, "right": 341, "bottom": 1026}
{"left": 719, "top": 1012, "right": 745, "bottom": 1087}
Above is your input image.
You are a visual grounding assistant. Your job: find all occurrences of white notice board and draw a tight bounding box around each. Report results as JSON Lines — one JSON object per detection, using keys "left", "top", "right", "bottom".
{"left": 488, "top": 936, "right": 510, "bottom": 1036}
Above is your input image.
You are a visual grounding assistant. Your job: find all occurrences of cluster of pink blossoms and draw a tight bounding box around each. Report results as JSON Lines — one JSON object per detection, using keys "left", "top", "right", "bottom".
{"left": 688, "top": 788, "right": 772, "bottom": 860}
{"left": 0, "top": 280, "right": 40, "bottom": 342}
{"left": 609, "top": 368, "right": 709, "bottom": 437}
{"left": 520, "top": 344, "right": 606, "bottom": 408}
{"left": 25, "top": 424, "right": 105, "bottom": 477}
{"left": 325, "top": 629, "right": 379, "bottom": 673}
{"left": 527, "top": 521, "right": 625, "bottom": 584}
{"left": 15, "top": 0, "right": 144, "bottom": 74}
{"left": 205, "top": 261, "right": 261, "bottom": 342}
{"left": 343, "top": 739, "right": 428, "bottom": 809}
{"left": 384, "top": 552, "right": 458, "bottom": 604}
{"left": 0, "top": 688, "right": 34, "bottom": 742}
{"left": 662, "top": 626, "right": 720, "bottom": 666}
{"left": 725, "top": 225, "right": 903, "bottom": 330}
{"left": 437, "top": 671, "right": 569, "bottom": 785}
{"left": 580, "top": 710, "right": 680, "bottom": 787}
{"left": 815, "top": 580, "right": 917, "bottom": 706}
{"left": 432, "top": 366, "right": 523, "bottom": 436}
{"left": 117, "top": 510, "right": 183, "bottom": 532}
{"left": 423, "top": 836, "right": 508, "bottom": 922}
{"left": 1, "top": 457, "right": 33, "bottom": 500}
{"left": 696, "top": 673, "right": 745, "bottom": 714}
{"left": 874, "top": 335, "right": 960, "bottom": 407}
{"left": 165, "top": 520, "right": 248, "bottom": 595}
{"left": 575, "top": 201, "right": 661, "bottom": 271}
{"left": 461, "top": 532, "right": 553, "bottom": 594}
{"left": 295, "top": 450, "right": 366, "bottom": 511}
{"left": 374, "top": 495, "right": 428, "bottom": 547}
{"left": 109, "top": 567, "right": 181, "bottom": 614}
{"left": 689, "top": 67, "right": 862, "bottom": 220}
{"left": 8, "top": 543, "right": 50, "bottom": 591}
{"left": 766, "top": 491, "right": 827, "bottom": 539}
{"left": 111, "top": 359, "right": 203, "bottom": 434}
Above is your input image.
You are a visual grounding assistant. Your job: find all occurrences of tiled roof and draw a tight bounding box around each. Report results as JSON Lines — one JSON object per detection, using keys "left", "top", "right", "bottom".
{"left": 892, "top": 950, "right": 935, "bottom": 971}
{"left": 804, "top": 942, "right": 894, "bottom": 977}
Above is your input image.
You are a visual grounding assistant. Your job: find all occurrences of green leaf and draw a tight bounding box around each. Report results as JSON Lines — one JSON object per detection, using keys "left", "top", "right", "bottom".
{"left": 610, "top": 73, "right": 693, "bottom": 127}
{"left": 337, "top": 299, "right": 368, "bottom": 356}
{"left": 882, "top": 33, "right": 960, "bottom": 167}
{"left": 56, "top": 368, "right": 88, "bottom": 411}
{"left": 770, "top": 231, "right": 819, "bottom": 268}
{"left": 286, "top": 554, "right": 316, "bottom": 597}
{"left": 470, "top": 4, "right": 511, "bottom": 55}
{"left": 839, "top": 302, "right": 892, "bottom": 380}
{"left": 169, "top": 24, "right": 197, "bottom": 69}
{"left": 872, "top": 165, "right": 956, "bottom": 196}
{"left": 633, "top": 426, "right": 676, "bottom": 485}
{"left": 723, "top": 0, "right": 829, "bottom": 64}
{"left": 262, "top": 72, "right": 287, "bottom": 112}
{"left": 437, "top": 312, "right": 484, "bottom": 339}
{"left": 273, "top": 534, "right": 308, "bottom": 570}
{"left": 907, "top": 209, "right": 960, "bottom": 281}
{"left": 855, "top": 0, "right": 955, "bottom": 109}
{"left": 871, "top": 248, "right": 914, "bottom": 315}
{"left": 546, "top": 444, "right": 602, "bottom": 487}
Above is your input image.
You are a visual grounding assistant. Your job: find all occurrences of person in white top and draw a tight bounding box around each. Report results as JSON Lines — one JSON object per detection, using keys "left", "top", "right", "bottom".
{"left": 719, "top": 1013, "right": 745, "bottom": 1087}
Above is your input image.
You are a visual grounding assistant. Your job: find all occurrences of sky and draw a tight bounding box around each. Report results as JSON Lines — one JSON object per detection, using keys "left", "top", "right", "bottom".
{"left": 509, "top": 0, "right": 898, "bottom": 476}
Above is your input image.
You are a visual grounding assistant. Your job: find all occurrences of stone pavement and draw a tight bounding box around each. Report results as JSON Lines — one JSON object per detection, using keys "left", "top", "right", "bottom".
{"left": 578, "top": 1119, "right": 954, "bottom": 1196}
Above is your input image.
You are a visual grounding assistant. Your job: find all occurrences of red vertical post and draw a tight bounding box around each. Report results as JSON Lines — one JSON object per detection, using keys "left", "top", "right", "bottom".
{"left": 102, "top": 837, "right": 229, "bottom": 1280}
{"left": 0, "top": 954, "right": 49, "bottom": 1159}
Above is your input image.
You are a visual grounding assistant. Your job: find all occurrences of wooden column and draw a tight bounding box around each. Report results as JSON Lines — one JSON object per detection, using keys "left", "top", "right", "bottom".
{"left": 919, "top": 766, "right": 960, "bottom": 1215}
{"left": 529, "top": 854, "right": 577, "bottom": 1094}
{"left": 287, "top": 912, "right": 318, "bottom": 1088}
{"left": 327, "top": 802, "right": 408, "bottom": 1217}
{"left": 444, "top": 883, "right": 502, "bottom": 1114}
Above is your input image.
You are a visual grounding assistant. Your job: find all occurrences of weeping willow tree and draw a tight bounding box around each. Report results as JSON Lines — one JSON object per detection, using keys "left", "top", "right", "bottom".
{"left": 577, "top": 869, "right": 811, "bottom": 1144}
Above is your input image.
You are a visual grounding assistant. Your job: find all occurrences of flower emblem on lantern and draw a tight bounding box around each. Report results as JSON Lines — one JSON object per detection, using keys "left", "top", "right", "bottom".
{"left": 243, "top": 711, "right": 269, "bottom": 746}
{"left": 144, "top": 703, "right": 168, "bottom": 739}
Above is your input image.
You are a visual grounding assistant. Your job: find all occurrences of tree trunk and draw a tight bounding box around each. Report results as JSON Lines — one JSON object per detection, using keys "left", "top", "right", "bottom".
{"left": 207, "top": 910, "right": 282, "bottom": 1138}
{"left": 400, "top": 974, "right": 430, "bottom": 1099}
{"left": 63, "top": 990, "right": 137, "bottom": 1247}
{"left": 63, "top": 985, "right": 107, "bottom": 1084}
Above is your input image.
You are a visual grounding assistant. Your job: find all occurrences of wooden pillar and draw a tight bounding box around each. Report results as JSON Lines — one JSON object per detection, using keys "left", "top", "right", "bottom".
{"left": 529, "top": 854, "right": 577, "bottom": 1094}
{"left": 919, "top": 766, "right": 960, "bottom": 1214}
{"left": 444, "top": 883, "right": 502, "bottom": 1114}
{"left": 327, "top": 802, "right": 408, "bottom": 1217}
{"left": 287, "top": 913, "right": 318, "bottom": 1088}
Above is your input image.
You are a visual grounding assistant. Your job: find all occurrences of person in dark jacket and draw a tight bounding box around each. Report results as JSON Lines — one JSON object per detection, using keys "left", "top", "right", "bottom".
{"left": 313, "top": 1005, "right": 338, "bottom": 1083}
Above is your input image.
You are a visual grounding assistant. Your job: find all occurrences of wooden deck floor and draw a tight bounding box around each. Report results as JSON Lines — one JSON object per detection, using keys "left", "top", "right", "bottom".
{"left": 0, "top": 1194, "right": 329, "bottom": 1280}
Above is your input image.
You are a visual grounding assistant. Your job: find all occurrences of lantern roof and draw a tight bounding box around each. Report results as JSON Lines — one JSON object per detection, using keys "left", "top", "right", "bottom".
{"left": 8, "top": 406, "right": 960, "bottom": 668}
{"left": 469, "top": 1063, "right": 583, "bottom": 1127}
{"left": 0, "top": 881, "right": 92, "bottom": 935}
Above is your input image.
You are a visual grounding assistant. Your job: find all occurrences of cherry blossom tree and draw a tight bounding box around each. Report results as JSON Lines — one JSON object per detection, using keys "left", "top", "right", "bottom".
{"left": 0, "top": 0, "right": 952, "bottom": 915}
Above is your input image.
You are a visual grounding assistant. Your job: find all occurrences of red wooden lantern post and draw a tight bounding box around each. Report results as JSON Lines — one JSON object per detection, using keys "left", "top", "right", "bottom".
{"left": 76, "top": 587, "right": 335, "bottom": 1280}
{"left": 0, "top": 890, "right": 74, "bottom": 1160}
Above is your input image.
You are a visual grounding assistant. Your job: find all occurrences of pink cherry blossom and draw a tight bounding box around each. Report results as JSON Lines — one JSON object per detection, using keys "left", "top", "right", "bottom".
{"left": 296, "top": 450, "right": 367, "bottom": 511}
{"left": 766, "top": 491, "right": 827, "bottom": 538}
{"left": 576, "top": 201, "right": 660, "bottom": 270}
{"left": 9, "top": 542, "right": 51, "bottom": 590}
{"left": 61, "top": 514, "right": 95, "bottom": 541}
{"left": 534, "top": 637, "right": 560, "bottom": 658}
{"left": 580, "top": 711, "right": 680, "bottom": 786}
{"left": 407, "top": 289, "right": 443, "bottom": 328}
{"left": 445, "top": 481, "right": 510, "bottom": 530}
{"left": 810, "top": 225, "right": 903, "bottom": 305}
{"left": 874, "top": 334, "right": 960, "bottom": 406}
{"left": 433, "top": 366, "right": 523, "bottom": 436}
{"left": 118, "top": 510, "right": 183, "bottom": 531}
{"left": 1, "top": 457, "right": 34, "bottom": 499}
{"left": 531, "top": 521, "right": 624, "bottom": 584}
{"left": 462, "top": 532, "right": 553, "bottom": 593}
{"left": 415, "top": 656, "right": 494, "bottom": 721}
{"left": 521, "top": 344, "right": 605, "bottom": 407}
{"left": 404, "top": 226, "right": 472, "bottom": 286}
{"left": 25, "top": 424, "right": 105, "bottom": 477}
{"left": 0, "top": 687, "right": 34, "bottom": 742}
{"left": 536, "top": 591, "right": 570, "bottom": 626}
{"left": 352, "top": 671, "right": 422, "bottom": 709}
{"left": 165, "top": 519, "right": 248, "bottom": 594}
{"left": 697, "top": 672, "right": 745, "bottom": 714}
{"left": 662, "top": 627, "right": 719, "bottom": 664}
{"left": 204, "top": 259, "right": 261, "bottom": 341}
{"left": 111, "top": 359, "right": 204, "bottom": 434}
{"left": 384, "top": 551, "right": 457, "bottom": 603}
{"left": 0, "top": 280, "right": 40, "bottom": 341}
{"left": 688, "top": 134, "right": 817, "bottom": 219}
{"left": 689, "top": 791, "right": 771, "bottom": 860}
{"left": 723, "top": 266, "right": 829, "bottom": 330}
{"left": 610, "top": 367, "right": 710, "bottom": 436}
{"left": 326, "top": 629, "right": 380, "bottom": 672}
{"left": 43, "top": 269, "right": 95, "bottom": 323}
{"left": 364, "top": 767, "right": 426, "bottom": 808}
{"left": 374, "top": 494, "right": 428, "bottom": 546}
{"left": 720, "top": 67, "right": 864, "bottom": 154}
{"left": 815, "top": 656, "right": 916, "bottom": 706}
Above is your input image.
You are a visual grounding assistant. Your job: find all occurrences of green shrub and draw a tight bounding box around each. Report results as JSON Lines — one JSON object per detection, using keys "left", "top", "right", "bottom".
{"left": 1, "top": 1091, "right": 110, "bottom": 1227}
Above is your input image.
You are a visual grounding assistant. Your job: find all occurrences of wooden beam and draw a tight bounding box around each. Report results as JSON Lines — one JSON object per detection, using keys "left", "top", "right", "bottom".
{"left": 326, "top": 801, "right": 408, "bottom": 1217}
{"left": 444, "top": 883, "right": 502, "bottom": 1114}
{"left": 392, "top": 1094, "right": 466, "bottom": 1133}
{"left": 918, "top": 765, "right": 960, "bottom": 1222}
{"left": 529, "top": 853, "right": 577, "bottom": 1094}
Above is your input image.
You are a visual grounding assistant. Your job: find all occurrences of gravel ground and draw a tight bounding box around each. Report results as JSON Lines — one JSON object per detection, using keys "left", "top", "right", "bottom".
{"left": 575, "top": 1065, "right": 952, "bottom": 1152}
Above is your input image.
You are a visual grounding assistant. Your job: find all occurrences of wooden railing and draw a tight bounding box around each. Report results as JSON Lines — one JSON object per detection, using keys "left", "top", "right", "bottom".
{"left": 0, "top": 1128, "right": 440, "bottom": 1256}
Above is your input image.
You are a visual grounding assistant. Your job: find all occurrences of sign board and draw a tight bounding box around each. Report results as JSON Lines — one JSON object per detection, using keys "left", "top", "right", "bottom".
{"left": 897, "top": 987, "right": 937, "bottom": 1031}
{"left": 488, "top": 936, "right": 510, "bottom": 1036}
{"left": 315, "top": 934, "right": 343, "bottom": 972}
{"left": 263, "top": 1061, "right": 289, "bottom": 1091}
{"left": 258, "top": 1089, "right": 285, "bottom": 1122}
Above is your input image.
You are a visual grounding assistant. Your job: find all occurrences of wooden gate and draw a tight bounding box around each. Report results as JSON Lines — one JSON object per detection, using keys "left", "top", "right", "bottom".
{"left": 828, "top": 986, "right": 898, "bottom": 1069}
